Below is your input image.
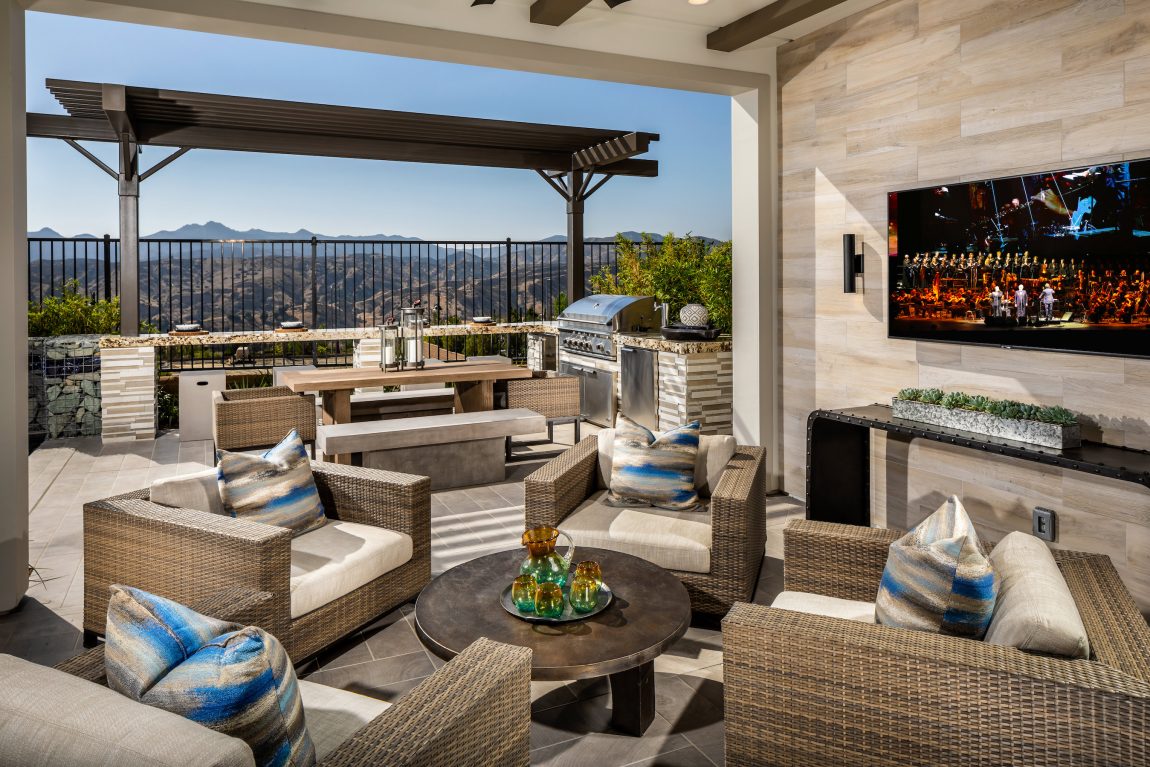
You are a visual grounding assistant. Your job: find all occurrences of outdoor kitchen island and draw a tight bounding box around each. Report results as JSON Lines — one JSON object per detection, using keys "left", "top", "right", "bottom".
{"left": 96, "top": 320, "right": 732, "bottom": 441}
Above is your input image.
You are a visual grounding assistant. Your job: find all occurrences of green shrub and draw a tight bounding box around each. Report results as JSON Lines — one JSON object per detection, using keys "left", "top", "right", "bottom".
{"left": 28, "top": 280, "right": 121, "bottom": 336}
{"left": 896, "top": 387, "right": 923, "bottom": 402}
{"left": 1036, "top": 406, "right": 1077, "bottom": 426}
{"left": 590, "top": 233, "right": 733, "bottom": 333}
{"left": 156, "top": 386, "right": 178, "bottom": 429}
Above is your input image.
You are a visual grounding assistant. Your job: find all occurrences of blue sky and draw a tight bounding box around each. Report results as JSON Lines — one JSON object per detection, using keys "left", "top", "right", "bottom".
{"left": 25, "top": 12, "right": 732, "bottom": 241}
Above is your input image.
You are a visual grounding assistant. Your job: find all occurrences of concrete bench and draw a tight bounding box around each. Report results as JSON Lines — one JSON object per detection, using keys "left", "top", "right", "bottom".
{"left": 349, "top": 389, "right": 455, "bottom": 422}
{"left": 317, "top": 408, "right": 547, "bottom": 489}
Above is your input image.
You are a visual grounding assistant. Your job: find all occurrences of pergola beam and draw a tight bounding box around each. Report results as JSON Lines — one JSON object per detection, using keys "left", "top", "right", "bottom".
{"left": 572, "top": 131, "right": 650, "bottom": 170}
{"left": 707, "top": 0, "right": 851, "bottom": 52}
{"left": 530, "top": 0, "right": 593, "bottom": 26}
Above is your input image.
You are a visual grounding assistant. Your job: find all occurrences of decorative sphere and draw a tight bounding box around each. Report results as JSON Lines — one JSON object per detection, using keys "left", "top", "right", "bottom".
{"left": 679, "top": 303, "right": 710, "bottom": 327}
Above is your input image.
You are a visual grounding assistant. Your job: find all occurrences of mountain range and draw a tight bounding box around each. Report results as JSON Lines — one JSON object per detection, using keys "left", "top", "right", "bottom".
{"left": 28, "top": 221, "right": 672, "bottom": 242}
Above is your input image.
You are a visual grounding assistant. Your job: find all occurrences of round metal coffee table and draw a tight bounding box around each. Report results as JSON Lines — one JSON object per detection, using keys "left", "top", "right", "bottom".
{"left": 414, "top": 547, "right": 690, "bottom": 736}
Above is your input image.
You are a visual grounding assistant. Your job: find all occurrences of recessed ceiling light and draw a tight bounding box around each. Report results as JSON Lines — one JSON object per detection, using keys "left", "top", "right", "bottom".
{"left": 688, "top": 0, "right": 710, "bottom": 5}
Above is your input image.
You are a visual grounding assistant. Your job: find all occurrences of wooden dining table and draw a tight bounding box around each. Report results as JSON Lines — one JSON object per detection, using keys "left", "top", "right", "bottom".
{"left": 279, "top": 361, "right": 535, "bottom": 460}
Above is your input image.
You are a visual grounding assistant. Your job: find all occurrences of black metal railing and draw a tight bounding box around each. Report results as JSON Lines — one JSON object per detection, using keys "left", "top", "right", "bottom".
{"left": 29, "top": 236, "right": 620, "bottom": 369}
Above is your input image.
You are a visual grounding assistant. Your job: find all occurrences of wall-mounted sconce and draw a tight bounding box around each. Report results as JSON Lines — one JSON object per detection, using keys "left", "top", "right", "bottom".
{"left": 843, "top": 234, "right": 864, "bottom": 293}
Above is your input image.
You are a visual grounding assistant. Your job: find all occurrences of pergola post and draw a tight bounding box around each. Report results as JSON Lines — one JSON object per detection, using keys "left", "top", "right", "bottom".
{"left": 117, "top": 137, "right": 140, "bottom": 336}
{"left": 566, "top": 168, "right": 585, "bottom": 303}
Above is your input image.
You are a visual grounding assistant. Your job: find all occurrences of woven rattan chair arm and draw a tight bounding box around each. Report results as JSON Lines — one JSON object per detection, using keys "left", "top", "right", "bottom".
{"left": 723, "top": 602, "right": 1150, "bottom": 765}
{"left": 83, "top": 497, "right": 292, "bottom": 639}
{"left": 782, "top": 519, "right": 903, "bottom": 602}
{"left": 709, "top": 445, "right": 766, "bottom": 540}
{"left": 311, "top": 462, "right": 431, "bottom": 542}
{"left": 54, "top": 645, "right": 107, "bottom": 683}
{"left": 56, "top": 589, "right": 275, "bottom": 685}
{"left": 320, "top": 638, "right": 532, "bottom": 767}
{"left": 524, "top": 435, "right": 599, "bottom": 529}
{"left": 1055, "top": 552, "right": 1150, "bottom": 681}
{"left": 222, "top": 386, "right": 297, "bottom": 401}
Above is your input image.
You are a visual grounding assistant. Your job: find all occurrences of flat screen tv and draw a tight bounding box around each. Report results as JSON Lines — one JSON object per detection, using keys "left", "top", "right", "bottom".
{"left": 888, "top": 158, "right": 1150, "bottom": 358}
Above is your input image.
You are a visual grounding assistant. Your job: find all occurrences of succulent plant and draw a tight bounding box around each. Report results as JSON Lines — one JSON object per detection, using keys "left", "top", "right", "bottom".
{"left": 967, "top": 395, "right": 991, "bottom": 412}
{"left": 940, "top": 391, "right": 972, "bottom": 410}
{"left": 898, "top": 385, "right": 1078, "bottom": 427}
{"left": 919, "top": 388, "right": 945, "bottom": 405}
{"left": 1036, "top": 405, "right": 1078, "bottom": 426}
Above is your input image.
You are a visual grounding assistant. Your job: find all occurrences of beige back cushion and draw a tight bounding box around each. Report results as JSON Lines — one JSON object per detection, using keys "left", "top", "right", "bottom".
{"left": 597, "top": 429, "right": 735, "bottom": 497}
{"left": 984, "top": 532, "right": 1090, "bottom": 659}
{"left": 0, "top": 654, "right": 255, "bottom": 767}
{"left": 150, "top": 468, "right": 225, "bottom": 516}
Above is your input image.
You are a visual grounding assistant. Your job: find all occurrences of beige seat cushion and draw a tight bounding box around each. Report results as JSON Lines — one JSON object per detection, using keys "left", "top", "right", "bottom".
{"left": 596, "top": 429, "right": 734, "bottom": 496}
{"left": 0, "top": 654, "right": 255, "bottom": 767}
{"left": 561, "top": 490, "right": 711, "bottom": 573}
{"left": 985, "top": 532, "right": 1090, "bottom": 659}
{"left": 299, "top": 679, "right": 391, "bottom": 761}
{"left": 771, "top": 591, "right": 877, "bottom": 623}
{"left": 150, "top": 469, "right": 225, "bottom": 516}
{"left": 291, "top": 520, "right": 414, "bottom": 619}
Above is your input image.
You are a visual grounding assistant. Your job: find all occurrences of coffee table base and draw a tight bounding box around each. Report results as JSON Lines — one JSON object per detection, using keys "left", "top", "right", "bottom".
{"left": 609, "top": 660, "right": 656, "bottom": 736}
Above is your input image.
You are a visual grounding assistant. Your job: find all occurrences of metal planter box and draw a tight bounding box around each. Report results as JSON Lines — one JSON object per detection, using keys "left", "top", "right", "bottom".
{"left": 891, "top": 398, "right": 1081, "bottom": 450}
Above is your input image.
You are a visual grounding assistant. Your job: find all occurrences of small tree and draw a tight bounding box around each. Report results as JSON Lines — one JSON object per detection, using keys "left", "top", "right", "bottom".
{"left": 590, "top": 233, "right": 733, "bottom": 333}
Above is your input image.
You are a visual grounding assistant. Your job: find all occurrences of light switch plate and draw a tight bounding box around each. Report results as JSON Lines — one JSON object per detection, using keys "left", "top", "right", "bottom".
{"left": 1032, "top": 507, "right": 1056, "bottom": 542}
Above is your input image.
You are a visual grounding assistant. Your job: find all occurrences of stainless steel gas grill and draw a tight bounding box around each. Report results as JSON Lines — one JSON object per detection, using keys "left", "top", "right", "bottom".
{"left": 557, "top": 294, "right": 657, "bottom": 426}
{"left": 557, "top": 294, "right": 658, "bottom": 361}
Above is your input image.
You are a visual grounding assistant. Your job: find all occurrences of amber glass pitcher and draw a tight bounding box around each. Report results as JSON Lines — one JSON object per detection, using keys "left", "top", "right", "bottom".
{"left": 520, "top": 526, "right": 576, "bottom": 586}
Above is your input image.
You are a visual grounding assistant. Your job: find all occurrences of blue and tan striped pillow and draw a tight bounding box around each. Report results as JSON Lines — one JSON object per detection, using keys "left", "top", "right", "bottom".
{"left": 105, "top": 586, "right": 316, "bottom": 767}
{"left": 875, "top": 496, "right": 999, "bottom": 639}
{"left": 218, "top": 430, "right": 327, "bottom": 537}
{"left": 606, "top": 415, "right": 703, "bottom": 512}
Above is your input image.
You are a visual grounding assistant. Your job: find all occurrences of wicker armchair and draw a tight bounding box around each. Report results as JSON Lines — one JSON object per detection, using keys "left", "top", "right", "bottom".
{"left": 212, "top": 386, "right": 317, "bottom": 451}
{"left": 83, "top": 462, "right": 431, "bottom": 661}
{"left": 524, "top": 436, "right": 766, "bottom": 615}
{"left": 722, "top": 519, "right": 1150, "bottom": 766}
{"left": 506, "top": 371, "right": 581, "bottom": 443}
{"left": 55, "top": 590, "right": 532, "bottom": 767}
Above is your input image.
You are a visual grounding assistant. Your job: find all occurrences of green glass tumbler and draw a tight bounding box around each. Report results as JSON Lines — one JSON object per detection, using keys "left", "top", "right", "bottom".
{"left": 569, "top": 574, "right": 600, "bottom": 614}
{"left": 534, "top": 582, "right": 565, "bottom": 619}
{"left": 511, "top": 574, "right": 537, "bottom": 613}
{"left": 574, "top": 560, "right": 604, "bottom": 587}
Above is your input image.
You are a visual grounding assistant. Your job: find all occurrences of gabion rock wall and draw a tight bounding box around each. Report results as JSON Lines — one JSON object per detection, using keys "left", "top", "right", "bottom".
{"left": 29, "top": 335, "right": 102, "bottom": 441}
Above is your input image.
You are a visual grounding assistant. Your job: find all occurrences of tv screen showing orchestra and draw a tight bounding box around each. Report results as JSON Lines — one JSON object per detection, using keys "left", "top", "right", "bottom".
{"left": 888, "top": 158, "right": 1150, "bottom": 358}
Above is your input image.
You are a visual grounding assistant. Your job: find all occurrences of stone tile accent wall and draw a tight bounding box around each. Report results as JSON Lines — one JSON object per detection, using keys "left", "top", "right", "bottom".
{"left": 658, "top": 351, "right": 733, "bottom": 435}
{"left": 527, "top": 333, "right": 556, "bottom": 372}
{"left": 779, "top": 0, "right": 1150, "bottom": 609}
{"left": 99, "top": 347, "right": 156, "bottom": 441}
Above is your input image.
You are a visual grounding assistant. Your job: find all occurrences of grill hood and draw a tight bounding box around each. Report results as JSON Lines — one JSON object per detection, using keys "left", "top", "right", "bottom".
{"left": 559, "top": 294, "right": 657, "bottom": 329}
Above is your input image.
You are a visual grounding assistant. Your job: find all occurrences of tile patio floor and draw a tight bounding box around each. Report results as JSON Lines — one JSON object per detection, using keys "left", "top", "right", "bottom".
{"left": 6, "top": 424, "right": 804, "bottom": 767}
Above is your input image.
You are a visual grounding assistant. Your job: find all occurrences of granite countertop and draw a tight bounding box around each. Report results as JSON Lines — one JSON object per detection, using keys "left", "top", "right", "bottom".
{"left": 98, "top": 322, "right": 559, "bottom": 348}
{"left": 615, "top": 332, "right": 733, "bottom": 354}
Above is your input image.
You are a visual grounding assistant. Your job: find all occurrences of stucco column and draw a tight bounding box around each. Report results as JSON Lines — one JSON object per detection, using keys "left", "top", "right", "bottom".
{"left": 0, "top": 0, "right": 29, "bottom": 612}
{"left": 731, "top": 85, "right": 778, "bottom": 489}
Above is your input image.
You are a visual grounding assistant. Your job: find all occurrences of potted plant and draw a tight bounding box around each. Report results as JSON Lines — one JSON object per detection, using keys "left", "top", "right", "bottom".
{"left": 892, "top": 388, "right": 1081, "bottom": 450}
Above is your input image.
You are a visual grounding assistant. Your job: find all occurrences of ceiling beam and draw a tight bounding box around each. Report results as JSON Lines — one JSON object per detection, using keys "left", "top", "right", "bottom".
{"left": 707, "top": 0, "right": 851, "bottom": 52}
{"left": 530, "top": 0, "right": 593, "bottom": 26}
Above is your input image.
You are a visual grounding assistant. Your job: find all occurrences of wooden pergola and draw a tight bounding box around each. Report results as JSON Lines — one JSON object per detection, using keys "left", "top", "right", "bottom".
{"left": 26, "top": 79, "right": 659, "bottom": 334}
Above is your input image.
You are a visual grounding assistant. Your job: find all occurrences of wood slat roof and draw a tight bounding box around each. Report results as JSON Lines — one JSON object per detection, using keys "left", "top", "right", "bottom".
{"left": 28, "top": 79, "right": 659, "bottom": 177}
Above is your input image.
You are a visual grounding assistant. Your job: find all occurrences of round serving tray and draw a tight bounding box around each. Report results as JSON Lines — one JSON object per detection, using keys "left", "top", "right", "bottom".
{"left": 499, "top": 581, "right": 613, "bottom": 624}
